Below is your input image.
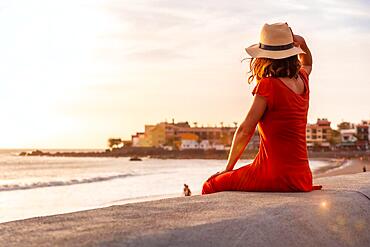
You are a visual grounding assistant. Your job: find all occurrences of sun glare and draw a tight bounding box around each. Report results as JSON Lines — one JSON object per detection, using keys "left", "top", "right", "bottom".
{"left": 0, "top": 0, "right": 128, "bottom": 148}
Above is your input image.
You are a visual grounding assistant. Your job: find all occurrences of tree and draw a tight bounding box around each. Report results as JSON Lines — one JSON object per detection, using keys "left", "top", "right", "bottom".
{"left": 108, "top": 138, "right": 123, "bottom": 149}
{"left": 328, "top": 129, "right": 341, "bottom": 147}
{"left": 337, "top": 122, "right": 352, "bottom": 130}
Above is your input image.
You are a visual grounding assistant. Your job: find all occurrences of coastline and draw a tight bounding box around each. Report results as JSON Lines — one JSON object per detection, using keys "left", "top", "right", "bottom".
{"left": 0, "top": 156, "right": 368, "bottom": 225}
{"left": 2, "top": 150, "right": 368, "bottom": 225}
{"left": 18, "top": 148, "right": 369, "bottom": 179}
{"left": 311, "top": 157, "right": 348, "bottom": 176}
{"left": 314, "top": 157, "right": 370, "bottom": 178}
{"left": 19, "top": 148, "right": 370, "bottom": 160}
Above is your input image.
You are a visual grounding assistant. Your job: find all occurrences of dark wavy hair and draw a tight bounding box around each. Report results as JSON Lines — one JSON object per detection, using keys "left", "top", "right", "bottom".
{"left": 248, "top": 55, "right": 301, "bottom": 83}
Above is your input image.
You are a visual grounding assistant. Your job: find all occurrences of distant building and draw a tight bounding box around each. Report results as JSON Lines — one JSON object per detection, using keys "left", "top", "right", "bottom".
{"left": 173, "top": 122, "right": 236, "bottom": 147}
{"left": 180, "top": 140, "right": 200, "bottom": 150}
{"left": 125, "top": 118, "right": 369, "bottom": 152}
{"left": 356, "top": 120, "right": 370, "bottom": 150}
{"left": 179, "top": 134, "right": 219, "bottom": 150}
{"left": 178, "top": 133, "right": 199, "bottom": 150}
{"left": 132, "top": 132, "right": 151, "bottom": 147}
{"left": 337, "top": 121, "right": 355, "bottom": 130}
{"left": 212, "top": 142, "right": 227, "bottom": 151}
{"left": 162, "top": 145, "right": 173, "bottom": 151}
{"left": 306, "top": 118, "right": 333, "bottom": 149}
{"left": 246, "top": 129, "right": 260, "bottom": 150}
{"left": 199, "top": 140, "right": 212, "bottom": 150}
{"left": 132, "top": 120, "right": 237, "bottom": 149}
{"left": 340, "top": 128, "right": 357, "bottom": 149}
{"left": 122, "top": 140, "right": 132, "bottom": 147}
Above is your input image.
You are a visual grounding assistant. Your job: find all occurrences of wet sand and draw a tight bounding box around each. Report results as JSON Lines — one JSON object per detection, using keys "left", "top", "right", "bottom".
{"left": 314, "top": 157, "right": 370, "bottom": 178}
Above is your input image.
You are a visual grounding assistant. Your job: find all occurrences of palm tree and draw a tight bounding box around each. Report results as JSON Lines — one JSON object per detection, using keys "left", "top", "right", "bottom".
{"left": 108, "top": 138, "right": 123, "bottom": 149}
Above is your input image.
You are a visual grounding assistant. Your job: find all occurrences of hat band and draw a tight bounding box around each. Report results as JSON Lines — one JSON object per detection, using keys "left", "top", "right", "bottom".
{"left": 259, "top": 43, "right": 294, "bottom": 51}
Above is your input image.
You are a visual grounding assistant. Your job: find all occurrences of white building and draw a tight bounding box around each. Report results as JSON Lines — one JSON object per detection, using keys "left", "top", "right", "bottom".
{"left": 199, "top": 140, "right": 211, "bottom": 150}
{"left": 340, "top": 128, "right": 357, "bottom": 149}
{"left": 180, "top": 140, "right": 199, "bottom": 150}
{"left": 180, "top": 139, "right": 225, "bottom": 150}
{"left": 212, "top": 143, "right": 226, "bottom": 150}
{"left": 340, "top": 129, "right": 357, "bottom": 143}
{"left": 162, "top": 145, "right": 173, "bottom": 151}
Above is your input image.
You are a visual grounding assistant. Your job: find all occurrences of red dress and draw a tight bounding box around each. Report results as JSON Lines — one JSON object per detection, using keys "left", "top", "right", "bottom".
{"left": 202, "top": 68, "right": 321, "bottom": 194}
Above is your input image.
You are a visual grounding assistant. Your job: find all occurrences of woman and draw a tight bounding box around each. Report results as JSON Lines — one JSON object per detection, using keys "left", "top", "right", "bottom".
{"left": 202, "top": 23, "right": 321, "bottom": 194}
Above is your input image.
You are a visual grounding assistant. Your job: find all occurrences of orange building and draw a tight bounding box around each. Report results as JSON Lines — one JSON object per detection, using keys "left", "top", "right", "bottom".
{"left": 306, "top": 118, "right": 333, "bottom": 149}
{"left": 131, "top": 120, "right": 237, "bottom": 149}
{"left": 356, "top": 120, "right": 370, "bottom": 150}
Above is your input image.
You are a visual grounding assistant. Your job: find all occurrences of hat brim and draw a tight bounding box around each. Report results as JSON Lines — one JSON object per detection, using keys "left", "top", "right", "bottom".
{"left": 245, "top": 44, "right": 305, "bottom": 59}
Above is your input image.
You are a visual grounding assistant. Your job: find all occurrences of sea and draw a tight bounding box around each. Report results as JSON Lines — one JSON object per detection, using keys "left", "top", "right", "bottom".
{"left": 0, "top": 149, "right": 331, "bottom": 223}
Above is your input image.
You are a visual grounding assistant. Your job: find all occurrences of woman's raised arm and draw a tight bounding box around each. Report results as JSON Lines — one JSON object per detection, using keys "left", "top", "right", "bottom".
{"left": 224, "top": 95, "right": 267, "bottom": 171}
{"left": 293, "top": 34, "right": 313, "bottom": 76}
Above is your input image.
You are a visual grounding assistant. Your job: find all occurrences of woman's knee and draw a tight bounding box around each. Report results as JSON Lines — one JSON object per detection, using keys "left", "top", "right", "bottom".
{"left": 202, "top": 171, "right": 235, "bottom": 194}
{"left": 202, "top": 180, "right": 214, "bottom": 195}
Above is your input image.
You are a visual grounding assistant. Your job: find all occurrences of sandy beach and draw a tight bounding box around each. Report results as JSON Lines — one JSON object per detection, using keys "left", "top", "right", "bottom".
{"left": 314, "top": 157, "right": 370, "bottom": 178}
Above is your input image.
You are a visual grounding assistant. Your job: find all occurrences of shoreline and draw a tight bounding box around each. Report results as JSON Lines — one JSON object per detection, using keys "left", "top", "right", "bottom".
{"left": 19, "top": 148, "right": 370, "bottom": 160}
{"left": 0, "top": 157, "right": 367, "bottom": 225}
{"left": 311, "top": 157, "right": 348, "bottom": 176}
{"left": 314, "top": 157, "right": 370, "bottom": 178}
{"left": 2, "top": 149, "right": 369, "bottom": 225}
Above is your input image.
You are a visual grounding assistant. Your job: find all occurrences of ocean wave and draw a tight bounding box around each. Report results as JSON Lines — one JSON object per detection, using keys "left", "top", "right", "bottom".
{"left": 0, "top": 173, "right": 134, "bottom": 192}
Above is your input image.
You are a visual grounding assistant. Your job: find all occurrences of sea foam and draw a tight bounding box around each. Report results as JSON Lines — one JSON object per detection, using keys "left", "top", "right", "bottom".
{"left": 0, "top": 173, "right": 134, "bottom": 191}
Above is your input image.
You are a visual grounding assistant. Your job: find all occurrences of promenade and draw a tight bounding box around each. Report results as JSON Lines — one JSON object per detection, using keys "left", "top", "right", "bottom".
{"left": 1, "top": 173, "right": 369, "bottom": 247}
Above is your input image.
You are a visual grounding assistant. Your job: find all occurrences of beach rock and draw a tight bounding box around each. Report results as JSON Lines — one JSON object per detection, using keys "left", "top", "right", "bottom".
{"left": 0, "top": 173, "right": 369, "bottom": 247}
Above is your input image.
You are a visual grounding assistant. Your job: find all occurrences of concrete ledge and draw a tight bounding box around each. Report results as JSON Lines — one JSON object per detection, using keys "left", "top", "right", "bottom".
{"left": 1, "top": 173, "right": 369, "bottom": 247}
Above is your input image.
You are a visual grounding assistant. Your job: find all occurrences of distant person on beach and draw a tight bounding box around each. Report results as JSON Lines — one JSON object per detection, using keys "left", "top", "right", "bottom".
{"left": 183, "top": 184, "right": 191, "bottom": 196}
{"left": 203, "top": 23, "right": 322, "bottom": 194}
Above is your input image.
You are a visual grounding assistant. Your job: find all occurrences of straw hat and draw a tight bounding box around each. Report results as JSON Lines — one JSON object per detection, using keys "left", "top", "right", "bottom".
{"left": 245, "top": 23, "right": 305, "bottom": 59}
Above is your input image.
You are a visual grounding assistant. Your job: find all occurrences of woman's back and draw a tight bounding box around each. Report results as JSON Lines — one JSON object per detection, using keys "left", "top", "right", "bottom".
{"left": 278, "top": 72, "right": 306, "bottom": 95}
{"left": 252, "top": 68, "right": 310, "bottom": 176}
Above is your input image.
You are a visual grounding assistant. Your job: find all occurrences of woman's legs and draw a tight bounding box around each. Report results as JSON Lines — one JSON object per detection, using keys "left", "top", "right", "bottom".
{"left": 202, "top": 163, "right": 255, "bottom": 194}
{"left": 202, "top": 170, "right": 234, "bottom": 194}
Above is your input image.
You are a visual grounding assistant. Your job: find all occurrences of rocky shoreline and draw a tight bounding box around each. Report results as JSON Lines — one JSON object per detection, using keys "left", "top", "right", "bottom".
{"left": 19, "top": 147, "right": 369, "bottom": 160}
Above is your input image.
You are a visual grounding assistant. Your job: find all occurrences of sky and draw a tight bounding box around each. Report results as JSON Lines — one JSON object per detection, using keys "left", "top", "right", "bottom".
{"left": 0, "top": 0, "right": 369, "bottom": 149}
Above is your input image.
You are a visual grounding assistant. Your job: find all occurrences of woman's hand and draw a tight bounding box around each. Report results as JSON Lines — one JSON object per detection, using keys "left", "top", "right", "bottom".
{"left": 289, "top": 26, "right": 313, "bottom": 75}
{"left": 292, "top": 34, "right": 306, "bottom": 48}
{"left": 289, "top": 27, "right": 306, "bottom": 47}
{"left": 206, "top": 170, "right": 229, "bottom": 182}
